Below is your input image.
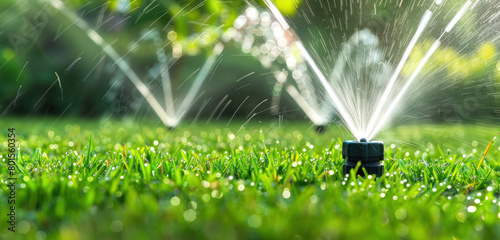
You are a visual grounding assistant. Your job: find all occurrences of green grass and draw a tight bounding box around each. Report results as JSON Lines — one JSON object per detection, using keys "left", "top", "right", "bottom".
{"left": 1, "top": 117, "right": 500, "bottom": 240}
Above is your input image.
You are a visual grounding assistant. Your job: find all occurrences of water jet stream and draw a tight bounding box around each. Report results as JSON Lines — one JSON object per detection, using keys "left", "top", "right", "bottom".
{"left": 366, "top": 0, "right": 477, "bottom": 140}
{"left": 265, "top": 0, "right": 479, "bottom": 140}
{"left": 43, "top": 0, "right": 225, "bottom": 128}
{"left": 148, "top": 29, "right": 176, "bottom": 118}
{"left": 264, "top": 0, "right": 362, "bottom": 139}
{"left": 367, "top": 40, "right": 441, "bottom": 140}
{"left": 286, "top": 86, "right": 328, "bottom": 126}
{"left": 44, "top": 0, "right": 176, "bottom": 127}
{"left": 174, "top": 44, "right": 224, "bottom": 121}
{"left": 364, "top": 9, "right": 433, "bottom": 139}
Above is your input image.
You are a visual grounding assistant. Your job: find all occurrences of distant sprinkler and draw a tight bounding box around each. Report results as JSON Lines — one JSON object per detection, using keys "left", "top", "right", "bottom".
{"left": 315, "top": 125, "right": 327, "bottom": 134}
{"left": 342, "top": 138, "right": 384, "bottom": 177}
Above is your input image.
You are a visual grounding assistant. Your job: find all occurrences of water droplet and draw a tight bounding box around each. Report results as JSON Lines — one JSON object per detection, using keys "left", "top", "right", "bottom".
{"left": 467, "top": 206, "right": 477, "bottom": 213}
{"left": 170, "top": 196, "right": 181, "bottom": 206}
{"left": 110, "top": 220, "right": 123, "bottom": 233}
{"left": 183, "top": 209, "right": 196, "bottom": 222}
{"left": 247, "top": 215, "right": 261, "bottom": 228}
{"left": 395, "top": 209, "right": 406, "bottom": 220}
{"left": 282, "top": 188, "right": 291, "bottom": 199}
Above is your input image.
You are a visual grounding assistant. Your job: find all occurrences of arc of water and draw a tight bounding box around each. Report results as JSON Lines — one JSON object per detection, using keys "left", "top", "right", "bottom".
{"left": 44, "top": 0, "right": 225, "bottom": 128}
{"left": 366, "top": 0, "right": 475, "bottom": 140}
{"left": 174, "top": 43, "right": 224, "bottom": 121}
{"left": 367, "top": 41, "right": 441, "bottom": 141}
{"left": 286, "top": 85, "right": 328, "bottom": 126}
{"left": 364, "top": 9, "right": 433, "bottom": 138}
{"left": 151, "top": 30, "right": 176, "bottom": 118}
{"left": 264, "top": 0, "right": 362, "bottom": 139}
{"left": 296, "top": 39, "right": 362, "bottom": 139}
{"left": 44, "top": 0, "right": 177, "bottom": 127}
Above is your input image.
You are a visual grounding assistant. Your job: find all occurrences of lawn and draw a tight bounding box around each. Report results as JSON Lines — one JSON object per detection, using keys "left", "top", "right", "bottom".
{"left": 1, "top": 117, "right": 499, "bottom": 240}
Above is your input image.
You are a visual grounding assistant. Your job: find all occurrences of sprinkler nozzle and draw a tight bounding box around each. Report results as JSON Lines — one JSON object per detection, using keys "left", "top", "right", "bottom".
{"left": 342, "top": 139, "right": 384, "bottom": 177}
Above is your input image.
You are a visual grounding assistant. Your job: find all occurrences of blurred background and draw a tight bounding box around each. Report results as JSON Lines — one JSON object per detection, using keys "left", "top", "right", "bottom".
{"left": 1, "top": 0, "right": 499, "bottom": 128}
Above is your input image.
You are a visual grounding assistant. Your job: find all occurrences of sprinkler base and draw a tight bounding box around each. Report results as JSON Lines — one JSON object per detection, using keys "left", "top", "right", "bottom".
{"left": 342, "top": 139, "right": 384, "bottom": 177}
{"left": 343, "top": 161, "right": 384, "bottom": 177}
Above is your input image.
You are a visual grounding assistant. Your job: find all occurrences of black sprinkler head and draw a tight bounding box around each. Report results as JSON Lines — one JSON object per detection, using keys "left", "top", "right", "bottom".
{"left": 342, "top": 139, "right": 384, "bottom": 177}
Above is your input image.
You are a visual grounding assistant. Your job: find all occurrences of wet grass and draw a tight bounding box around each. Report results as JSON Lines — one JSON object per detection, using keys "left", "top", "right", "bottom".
{"left": 0, "top": 117, "right": 499, "bottom": 240}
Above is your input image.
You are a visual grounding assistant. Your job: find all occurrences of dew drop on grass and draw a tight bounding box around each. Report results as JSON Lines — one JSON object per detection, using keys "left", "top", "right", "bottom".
{"left": 282, "top": 188, "right": 291, "bottom": 199}
{"left": 17, "top": 220, "right": 30, "bottom": 234}
{"left": 211, "top": 190, "right": 221, "bottom": 198}
{"left": 395, "top": 209, "right": 406, "bottom": 220}
{"left": 35, "top": 231, "right": 47, "bottom": 240}
{"left": 467, "top": 206, "right": 477, "bottom": 213}
{"left": 190, "top": 201, "right": 198, "bottom": 210}
{"left": 310, "top": 195, "right": 318, "bottom": 203}
{"left": 247, "top": 215, "right": 261, "bottom": 228}
{"left": 456, "top": 212, "right": 467, "bottom": 223}
{"left": 110, "top": 220, "right": 123, "bottom": 233}
{"left": 170, "top": 196, "right": 181, "bottom": 206}
{"left": 183, "top": 209, "right": 196, "bottom": 222}
{"left": 202, "top": 194, "right": 210, "bottom": 202}
{"left": 89, "top": 205, "right": 98, "bottom": 214}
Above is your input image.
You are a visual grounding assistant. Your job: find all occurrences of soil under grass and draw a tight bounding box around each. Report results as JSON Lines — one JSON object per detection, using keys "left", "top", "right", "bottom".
{"left": 0, "top": 117, "right": 499, "bottom": 240}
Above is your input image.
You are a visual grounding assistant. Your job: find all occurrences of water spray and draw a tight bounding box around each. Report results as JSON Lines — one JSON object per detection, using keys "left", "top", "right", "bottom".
{"left": 44, "top": 0, "right": 223, "bottom": 130}
{"left": 342, "top": 138, "right": 384, "bottom": 177}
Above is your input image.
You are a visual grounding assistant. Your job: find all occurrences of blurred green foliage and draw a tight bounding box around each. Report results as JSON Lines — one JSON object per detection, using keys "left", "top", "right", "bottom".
{"left": 403, "top": 42, "right": 498, "bottom": 80}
